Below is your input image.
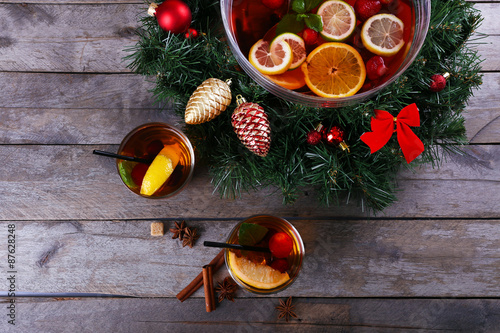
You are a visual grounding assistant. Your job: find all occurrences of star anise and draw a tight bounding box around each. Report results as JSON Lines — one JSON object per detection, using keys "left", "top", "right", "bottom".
{"left": 276, "top": 296, "right": 298, "bottom": 322}
{"left": 216, "top": 276, "right": 237, "bottom": 303}
{"left": 182, "top": 227, "right": 199, "bottom": 248}
{"left": 169, "top": 221, "right": 186, "bottom": 240}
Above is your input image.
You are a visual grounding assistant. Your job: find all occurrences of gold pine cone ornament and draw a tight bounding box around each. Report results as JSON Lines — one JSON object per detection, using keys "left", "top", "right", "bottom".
{"left": 231, "top": 95, "right": 271, "bottom": 157}
{"left": 184, "top": 78, "right": 232, "bottom": 124}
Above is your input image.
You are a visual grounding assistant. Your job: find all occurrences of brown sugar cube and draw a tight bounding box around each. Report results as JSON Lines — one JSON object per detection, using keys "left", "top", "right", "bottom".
{"left": 150, "top": 222, "right": 164, "bottom": 236}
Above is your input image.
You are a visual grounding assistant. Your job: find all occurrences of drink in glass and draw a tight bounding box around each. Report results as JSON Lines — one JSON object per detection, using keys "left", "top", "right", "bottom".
{"left": 225, "top": 215, "right": 304, "bottom": 294}
{"left": 116, "top": 122, "right": 195, "bottom": 198}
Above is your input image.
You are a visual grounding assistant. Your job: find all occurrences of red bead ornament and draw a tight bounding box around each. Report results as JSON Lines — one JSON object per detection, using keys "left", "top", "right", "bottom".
{"left": 429, "top": 72, "right": 450, "bottom": 92}
{"left": 322, "top": 125, "right": 350, "bottom": 151}
{"left": 306, "top": 130, "right": 322, "bottom": 145}
{"left": 148, "top": 1, "right": 192, "bottom": 34}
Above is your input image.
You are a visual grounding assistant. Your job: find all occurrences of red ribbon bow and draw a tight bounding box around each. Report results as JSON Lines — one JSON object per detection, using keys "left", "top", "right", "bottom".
{"left": 360, "top": 103, "right": 424, "bottom": 163}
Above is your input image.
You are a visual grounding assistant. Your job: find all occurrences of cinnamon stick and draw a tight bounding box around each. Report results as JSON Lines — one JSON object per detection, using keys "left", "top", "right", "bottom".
{"left": 176, "top": 249, "right": 225, "bottom": 302}
{"left": 202, "top": 265, "right": 216, "bottom": 312}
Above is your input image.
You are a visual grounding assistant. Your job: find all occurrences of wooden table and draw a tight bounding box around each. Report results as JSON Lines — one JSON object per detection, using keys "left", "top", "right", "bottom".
{"left": 1, "top": 0, "right": 499, "bottom": 331}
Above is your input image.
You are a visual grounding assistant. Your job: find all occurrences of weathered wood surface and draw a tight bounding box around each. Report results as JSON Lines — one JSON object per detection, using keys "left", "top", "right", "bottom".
{"left": 1, "top": 297, "right": 500, "bottom": 332}
{"left": 2, "top": 219, "right": 499, "bottom": 297}
{"left": 0, "top": 144, "right": 496, "bottom": 220}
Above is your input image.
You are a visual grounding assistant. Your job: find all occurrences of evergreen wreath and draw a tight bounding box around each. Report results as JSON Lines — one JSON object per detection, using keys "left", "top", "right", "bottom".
{"left": 126, "top": 0, "right": 484, "bottom": 212}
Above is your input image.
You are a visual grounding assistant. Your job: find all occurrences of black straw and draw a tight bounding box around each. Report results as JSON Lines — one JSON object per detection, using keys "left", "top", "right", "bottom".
{"left": 204, "top": 241, "right": 271, "bottom": 253}
{"left": 93, "top": 150, "right": 151, "bottom": 164}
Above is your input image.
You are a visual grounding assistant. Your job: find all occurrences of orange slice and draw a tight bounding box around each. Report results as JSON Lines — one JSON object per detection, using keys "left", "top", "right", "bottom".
{"left": 140, "top": 145, "right": 180, "bottom": 196}
{"left": 249, "top": 39, "right": 293, "bottom": 75}
{"left": 264, "top": 68, "right": 306, "bottom": 90}
{"left": 272, "top": 33, "right": 306, "bottom": 70}
{"left": 228, "top": 251, "right": 290, "bottom": 289}
{"left": 301, "top": 42, "right": 366, "bottom": 98}
{"left": 361, "top": 13, "right": 405, "bottom": 57}
{"left": 317, "top": 0, "right": 357, "bottom": 42}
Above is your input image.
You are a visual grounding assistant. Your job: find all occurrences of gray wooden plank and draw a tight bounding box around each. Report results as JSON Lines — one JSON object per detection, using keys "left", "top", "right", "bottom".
{"left": 1, "top": 297, "right": 499, "bottom": 332}
{"left": 0, "top": 3, "right": 142, "bottom": 73}
{"left": 0, "top": 73, "right": 156, "bottom": 109}
{"left": 4, "top": 219, "right": 499, "bottom": 296}
{"left": 0, "top": 144, "right": 497, "bottom": 220}
{"left": 0, "top": 108, "right": 180, "bottom": 145}
{"left": 0, "top": 3, "right": 497, "bottom": 72}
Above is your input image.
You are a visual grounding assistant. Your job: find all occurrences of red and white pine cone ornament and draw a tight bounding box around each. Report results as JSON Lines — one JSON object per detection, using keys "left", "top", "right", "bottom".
{"left": 231, "top": 96, "right": 271, "bottom": 157}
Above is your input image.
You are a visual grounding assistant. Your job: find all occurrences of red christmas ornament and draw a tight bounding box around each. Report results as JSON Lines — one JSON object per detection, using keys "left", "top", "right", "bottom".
{"left": 148, "top": 1, "right": 192, "bottom": 34}
{"left": 231, "top": 95, "right": 271, "bottom": 157}
{"left": 306, "top": 130, "right": 322, "bottom": 145}
{"left": 429, "top": 72, "right": 450, "bottom": 92}
{"left": 360, "top": 103, "right": 424, "bottom": 163}
{"left": 322, "top": 125, "right": 350, "bottom": 151}
{"left": 184, "top": 27, "right": 198, "bottom": 39}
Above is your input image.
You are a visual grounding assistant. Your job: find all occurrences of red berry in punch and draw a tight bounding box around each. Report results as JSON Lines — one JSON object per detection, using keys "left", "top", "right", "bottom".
{"left": 354, "top": 0, "right": 382, "bottom": 21}
{"left": 270, "top": 259, "right": 289, "bottom": 273}
{"left": 131, "top": 163, "right": 149, "bottom": 187}
{"left": 302, "top": 28, "right": 319, "bottom": 45}
{"left": 269, "top": 232, "right": 294, "bottom": 258}
{"left": 366, "top": 56, "right": 388, "bottom": 80}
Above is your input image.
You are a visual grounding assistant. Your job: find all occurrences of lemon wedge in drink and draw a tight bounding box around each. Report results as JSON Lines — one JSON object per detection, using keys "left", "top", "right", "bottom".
{"left": 140, "top": 145, "right": 180, "bottom": 196}
{"left": 228, "top": 251, "right": 289, "bottom": 289}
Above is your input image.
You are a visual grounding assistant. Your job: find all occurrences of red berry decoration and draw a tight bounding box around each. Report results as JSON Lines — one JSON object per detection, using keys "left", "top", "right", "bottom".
{"left": 302, "top": 28, "right": 319, "bottom": 46}
{"left": 306, "top": 129, "right": 322, "bottom": 145}
{"left": 354, "top": 0, "right": 382, "bottom": 21}
{"left": 270, "top": 259, "right": 289, "bottom": 273}
{"left": 148, "top": 1, "right": 192, "bottom": 34}
{"left": 380, "top": 0, "right": 393, "bottom": 4}
{"left": 429, "top": 73, "right": 450, "bottom": 92}
{"left": 366, "top": 56, "right": 388, "bottom": 81}
{"left": 262, "top": 0, "right": 285, "bottom": 10}
{"left": 184, "top": 27, "right": 199, "bottom": 39}
{"left": 131, "top": 163, "right": 149, "bottom": 186}
{"left": 322, "top": 125, "right": 350, "bottom": 151}
{"left": 269, "top": 232, "right": 294, "bottom": 258}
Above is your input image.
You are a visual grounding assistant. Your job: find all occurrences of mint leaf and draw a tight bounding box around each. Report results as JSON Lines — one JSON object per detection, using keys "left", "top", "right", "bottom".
{"left": 305, "top": 0, "right": 324, "bottom": 12}
{"left": 118, "top": 161, "right": 137, "bottom": 188}
{"left": 238, "top": 223, "right": 269, "bottom": 246}
{"left": 276, "top": 14, "right": 305, "bottom": 36}
{"left": 304, "top": 13, "right": 323, "bottom": 32}
{"left": 291, "top": 0, "right": 306, "bottom": 13}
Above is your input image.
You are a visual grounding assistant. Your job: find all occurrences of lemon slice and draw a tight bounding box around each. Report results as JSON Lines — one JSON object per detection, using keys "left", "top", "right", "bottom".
{"left": 272, "top": 33, "right": 306, "bottom": 70}
{"left": 249, "top": 38, "right": 293, "bottom": 75}
{"left": 228, "top": 251, "right": 290, "bottom": 289}
{"left": 140, "top": 145, "right": 180, "bottom": 196}
{"left": 317, "top": 0, "right": 356, "bottom": 42}
{"left": 361, "top": 13, "right": 405, "bottom": 57}
{"left": 301, "top": 42, "right": 366, "bottom": 98}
